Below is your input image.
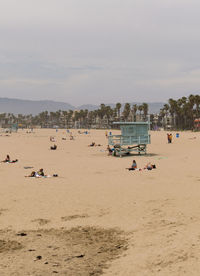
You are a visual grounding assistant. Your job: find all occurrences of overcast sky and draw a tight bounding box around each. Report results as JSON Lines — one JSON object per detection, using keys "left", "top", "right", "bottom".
{"left": 0, "top": 0, "right": 200, "bottom": 105}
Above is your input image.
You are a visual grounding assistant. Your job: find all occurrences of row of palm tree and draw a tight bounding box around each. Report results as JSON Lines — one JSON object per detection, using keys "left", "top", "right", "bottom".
{"left": 159, "top": 94, "right": 200, "bottom": 130}
{"left": 0, "top": 102, "right": 149, "bottom": 129}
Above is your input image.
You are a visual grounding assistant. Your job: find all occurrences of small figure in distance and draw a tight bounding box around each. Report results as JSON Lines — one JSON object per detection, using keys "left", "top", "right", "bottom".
{"left": 169, "top": 133, "right": 172, "bottom": 143}
{"left": 50, "top": 144, "right": 57, "bottom": 150}
{"left": 37, "top": 168, "right": 45, "bottom": 176}
{"left": 50, "top": 136, "right": 55, "bottom": 142}
{"left": 89, "top": 142, "right": 95, "bottom": 147}
{"left": 144, "top": 162, "right": 156, "bottom": 170}
{"left": 1, "top": 155, "right": 18, "bottom": 163}
{"left": 167, "top": 133, "right": 172, "bottom": 143}
{"left": 4, "top": 154, "right": 10, "bottom": 163}
{"left": 107, "top": 145, "right": 113, "bottom": 155}
{"left": 126, "top": 160, "right": 137, "bottom": 171}
{"left": 25, "top": 171, "right": 36, "bottom": 177}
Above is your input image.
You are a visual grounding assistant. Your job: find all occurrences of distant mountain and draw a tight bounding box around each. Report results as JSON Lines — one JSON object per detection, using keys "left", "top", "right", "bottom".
{"left": 77, "top": 104, "right": 99, "bottom": 111}
{"left": 0, "top": 98, "right": 164, "bottom": 115}
{"left": 143, "top": 102, "right": 164, "bottom": 114}
{"left": 0, "top": 98, "right": 75, "bottom": 115}
{"left": 78, "top": 102, "right": 164, "bottom": 114}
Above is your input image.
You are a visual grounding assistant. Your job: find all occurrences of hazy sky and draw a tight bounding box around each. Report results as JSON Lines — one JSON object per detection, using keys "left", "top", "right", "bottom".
{"left": 0, "top": 0, "right": 200, "bottom": 105}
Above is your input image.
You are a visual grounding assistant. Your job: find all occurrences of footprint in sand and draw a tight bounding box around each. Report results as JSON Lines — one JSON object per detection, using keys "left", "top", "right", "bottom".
{"left": 0, "top": 209, "right": 8, "bottom": 215}
{"left": 61, "top": 214, "right": 89, "bottom": 221}
{"left": 0, "top": 240, "right": 23, "bottom": 253}
{"left": 31, "top": 219, "right": 50, "bottom": 226}
{"left": 98, "top": 209, "right": 110, "bottom": 217}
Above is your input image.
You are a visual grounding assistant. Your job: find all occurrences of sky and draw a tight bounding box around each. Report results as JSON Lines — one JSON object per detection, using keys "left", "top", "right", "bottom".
{"left": 0, "top": 0, "right": 200, "bottom": 105}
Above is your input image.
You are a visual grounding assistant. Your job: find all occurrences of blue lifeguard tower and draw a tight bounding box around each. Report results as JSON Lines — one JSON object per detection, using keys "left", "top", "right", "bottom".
{"left": 108, "top": 121, "right": 151, "bottom": 157}
{"left": 10, "top": 123, "right": 18, "bottom": 132}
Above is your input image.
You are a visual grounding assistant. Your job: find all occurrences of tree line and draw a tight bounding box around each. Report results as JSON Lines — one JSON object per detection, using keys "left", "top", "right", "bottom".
{"left": 159, "top": 94, "right": 200, "bottom": 130}
{"left": 0, "top": 95, "right": 199, "bottom": 130}
{"left": 0, "top": 103, "right": 149, "bottom": 129}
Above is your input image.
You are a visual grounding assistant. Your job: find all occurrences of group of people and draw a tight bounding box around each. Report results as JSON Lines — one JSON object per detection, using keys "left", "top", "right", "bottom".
{"left": 26, "top": 168, "right": 45, "bottom": 177}
{"left": 25, "top": 168, "right": 58, "bottom": 178}
{"left": 127, "top": 160, "right": 156, "bottom": 171}
{"left": 167, "top": 133, "right": 173, "bottom": 143}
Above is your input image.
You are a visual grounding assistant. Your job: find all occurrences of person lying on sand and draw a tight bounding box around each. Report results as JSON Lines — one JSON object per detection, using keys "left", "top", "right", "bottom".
{"left": 144, "top": 163, "right": 156, "bottom": 170}
{"left": 25, "top": 170, "right": 58, "bottom": 178}
{"left": 89, "top": 142, "right": 95, "bottom": 147}
{"left": 25, "top": 171, "right": 36, "bottom": 177}
{"left": 89, "top": 142, "right": 102, "bottom": 147}
{"left": 50, "top": 144, "right": 57, "bottom": 150}
{"left": 126, "top": 160, "right": 137, "bottom": 171}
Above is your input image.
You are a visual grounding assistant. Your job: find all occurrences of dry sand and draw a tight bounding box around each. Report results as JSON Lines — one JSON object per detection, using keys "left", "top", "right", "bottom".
{"left": 0, "top": 129, "right": 200, "bottom": 275}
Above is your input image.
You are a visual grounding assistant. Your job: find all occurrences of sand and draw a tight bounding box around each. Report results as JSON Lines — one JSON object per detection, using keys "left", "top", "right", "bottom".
{"left": 0, "top": 129, "right": 200, "bottom": 275}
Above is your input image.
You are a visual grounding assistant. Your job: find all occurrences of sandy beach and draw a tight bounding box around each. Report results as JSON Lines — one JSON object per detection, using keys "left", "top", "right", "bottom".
{"left": 1, "top": 129, "right": 200, "bottom": 275}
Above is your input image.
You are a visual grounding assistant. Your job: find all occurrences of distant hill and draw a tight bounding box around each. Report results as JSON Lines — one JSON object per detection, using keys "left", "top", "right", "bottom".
{"left": 0, "top": 98, "right": 164, "bottom": 115}
{"left": 78, "top": 102, "right": 164, "bottom": 114}
{"left": 77, "top": 104, "right": 99, "bottom": 111}
{"left": 0, "top": 98, "right": 75, "bottom": 115}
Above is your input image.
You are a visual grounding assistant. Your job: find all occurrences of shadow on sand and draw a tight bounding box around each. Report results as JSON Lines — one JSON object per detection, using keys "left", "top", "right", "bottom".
{"left": 111, "top": 152, "right": 160, "bottom": 158}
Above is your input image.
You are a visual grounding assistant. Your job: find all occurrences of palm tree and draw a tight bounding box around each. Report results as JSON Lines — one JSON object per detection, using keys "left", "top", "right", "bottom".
{"left": 123, "top": 103, "right": 131, "bottom": 121}
{"left": 194, "top": 95, "right": 200, "bottom": 118}
{"left": 113, "top": 108, "right": 118, "bottom": 121}
{"left": 116, "top": 103, "right": 121, "bottom": 120}
{"left": 168, "top": 98, "right": 178, "bottom": 128}
{"left": 132, "top": 104, "right": 138, "bottom": 122}
{"left": 138, "top": 105, "right": 143, "bottom": 120}
{"left": 142, "top": 103, "right": 148, "bottom": 120}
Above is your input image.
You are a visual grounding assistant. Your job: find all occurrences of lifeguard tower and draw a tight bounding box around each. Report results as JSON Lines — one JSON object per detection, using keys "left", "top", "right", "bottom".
{"left": 10, "top": 123, "right": 18, "bottom": 132}
{"left": 108, "top": 121, "right": 151, "bottom": 157}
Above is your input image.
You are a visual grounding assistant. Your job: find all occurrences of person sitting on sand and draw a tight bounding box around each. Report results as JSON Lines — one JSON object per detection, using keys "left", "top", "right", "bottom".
{"left": 50, "top": 136, "right": 55, "bottom": 142}
{"left": 107, "top": 145, "right": 113, "bottom": 155}
{"left": 37, "top": 168, "right": 45, "bottom": 176}
{"left": 126, "top": 160, "right": 137, "bottom": 171}
{"left": 50, "top": 144, "right": 57, "bottom": 150}
{"left": 3, "top": 155, "right": 10, "bottom": 162}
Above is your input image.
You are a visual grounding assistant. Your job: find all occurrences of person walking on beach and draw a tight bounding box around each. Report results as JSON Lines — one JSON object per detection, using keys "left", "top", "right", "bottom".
{"left": 167, "top": 133, "right": 172, "bottom": 143}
